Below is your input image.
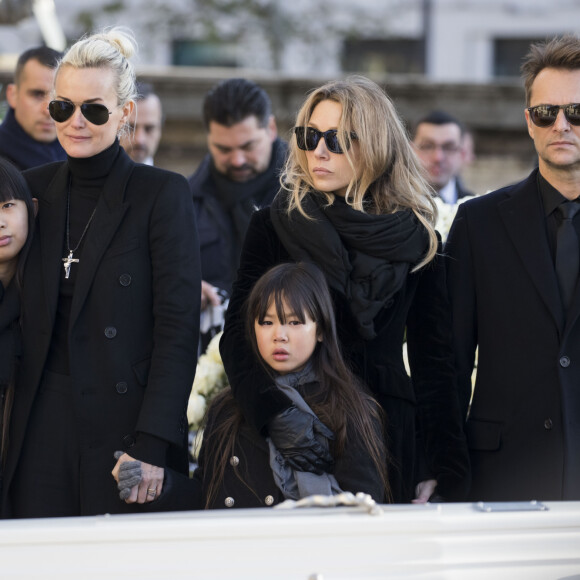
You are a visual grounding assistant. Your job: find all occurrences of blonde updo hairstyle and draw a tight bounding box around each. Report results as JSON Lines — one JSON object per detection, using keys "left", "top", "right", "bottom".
{"left": 282, "top": 75, "right": 438, "bottom": 269}
{"left": 56, "top": 26, "right": 138, "bottom": 138}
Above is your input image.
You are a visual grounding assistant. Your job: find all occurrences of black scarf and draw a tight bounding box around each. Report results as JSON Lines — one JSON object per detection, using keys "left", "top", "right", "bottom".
{"left": 270, "top": 191, "right": 428, "bottom": 340}
{"left": 210, "top": 138, "right": 287, "bottom": 249}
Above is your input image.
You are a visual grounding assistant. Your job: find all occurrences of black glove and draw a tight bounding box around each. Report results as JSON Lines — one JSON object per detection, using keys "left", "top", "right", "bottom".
{"left": 114, "top": 450, "right": 142, "bottom": 501}
{"left": 267, "top": 406, "right": 335, "bottom": 475}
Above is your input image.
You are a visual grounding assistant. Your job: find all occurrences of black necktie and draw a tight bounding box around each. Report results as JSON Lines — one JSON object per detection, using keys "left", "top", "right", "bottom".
{"left": 556, "top": 201, "right": 580, "bottom": 311}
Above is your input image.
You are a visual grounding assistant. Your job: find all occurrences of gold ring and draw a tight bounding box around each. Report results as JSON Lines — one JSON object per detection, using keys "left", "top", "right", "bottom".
{"left": 146, "top": 488, "right": 156, "bottom": 496}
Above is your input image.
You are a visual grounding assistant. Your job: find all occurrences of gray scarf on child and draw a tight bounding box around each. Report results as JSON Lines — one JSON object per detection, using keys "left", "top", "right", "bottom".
{"left": 268, "top": 363, "right": 343, "bottom": 499}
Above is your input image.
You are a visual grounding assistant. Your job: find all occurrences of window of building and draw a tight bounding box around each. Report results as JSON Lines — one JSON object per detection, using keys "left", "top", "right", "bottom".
{"left": 172, "top": 40, "right": 238, "bottom": 67}
{"left": 493, "top": 38, "right": 544, "bottom": 78}
{"left": 342, "top": 38, "right": 425, "bottom": 75}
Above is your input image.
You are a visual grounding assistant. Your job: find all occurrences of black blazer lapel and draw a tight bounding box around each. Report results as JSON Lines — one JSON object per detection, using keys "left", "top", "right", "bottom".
{"left": 498, "top": 173, "right": 564, "bottom": 333}
{"left": 38, "top": 164, "right": 69, "bottom": 328}
{"left": 69, "top": 149, "right": 134, "bottom": 325}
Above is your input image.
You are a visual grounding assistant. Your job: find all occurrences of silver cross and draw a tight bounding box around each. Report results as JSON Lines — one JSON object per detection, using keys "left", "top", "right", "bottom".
{"left": 62, "top": 250, "right": 79, "bottom": 279}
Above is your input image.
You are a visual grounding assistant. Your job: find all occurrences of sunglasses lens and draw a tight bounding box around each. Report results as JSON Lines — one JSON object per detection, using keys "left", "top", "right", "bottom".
{"left": 48, "top": 100, "right": 75, "bottom": 123}
{"left": 530, "top": 106, "right": 557, "bottom": 127}
{"left": 294, "top": 127, "right": 311, "bottom": 150}
{"left": 81, "top": 103, "right": 111, "bottom": 126}
{"left": 565, "top": 105, "right": 580, "bottom": 126}
{"left": 324, "top": 131, "right": 343, "bottom": 154}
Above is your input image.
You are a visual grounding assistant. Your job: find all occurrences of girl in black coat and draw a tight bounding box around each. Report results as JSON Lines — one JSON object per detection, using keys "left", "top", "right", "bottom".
{"left": 0, "top": 159, "right": 36, "bottom": 480}
{"left": 220, "top": 76, "right": 470, "bottom": 503}
{"left": 118, "top": 261, "right": 388, "bottom": 509}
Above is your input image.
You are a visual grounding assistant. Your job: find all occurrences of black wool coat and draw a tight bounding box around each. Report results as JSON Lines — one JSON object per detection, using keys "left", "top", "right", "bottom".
{"left": 446, "top": 169, "right": 580, "bottom": 501}
{"left": 220, "top": 207, "right": 470, "bottom": 503}
{"left": 1, "top": 148, "right": 201, "bottom": 516}
{"left": 149, "top": 389, "right": 386, "bottom": 511}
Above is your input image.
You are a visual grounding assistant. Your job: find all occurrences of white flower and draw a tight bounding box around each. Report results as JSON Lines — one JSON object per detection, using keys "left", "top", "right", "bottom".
{"left": 204, "top": 332, "right": 223, "bottom": 365}
{"left": 187, "top": 393, "right": 207, "bottom": 427}
{"left": 434, "top": 195, "right": 475, "bottom": 242}
{"left": 188, "top": 331, "right": 229, "bottom": 431}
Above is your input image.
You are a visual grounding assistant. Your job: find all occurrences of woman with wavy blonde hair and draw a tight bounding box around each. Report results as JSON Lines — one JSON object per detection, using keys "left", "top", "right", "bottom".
{"left": 286, "top": 75, "right": 438, "bottom": 269}
{"left": 221, "top": 75, "right": 469, "bottom": 504}
{"left": 2, "top": 27, "right": 200, "bottom": 518}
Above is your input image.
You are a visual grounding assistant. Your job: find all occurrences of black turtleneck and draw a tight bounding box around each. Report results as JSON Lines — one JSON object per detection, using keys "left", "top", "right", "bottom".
{"left": 45, "top": 141, "right": 120, "bottom": 376}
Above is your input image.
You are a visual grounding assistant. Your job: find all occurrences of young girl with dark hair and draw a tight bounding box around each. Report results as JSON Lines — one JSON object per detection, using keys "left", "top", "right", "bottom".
{"left": 119, "top": 261, "right": 389, "bottom": 509}
{"left": 0, "top": 158, "right": 36, "bottom": 487}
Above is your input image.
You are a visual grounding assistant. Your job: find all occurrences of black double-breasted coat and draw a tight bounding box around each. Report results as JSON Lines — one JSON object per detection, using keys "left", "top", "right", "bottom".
{"left": 446, "top": 169, "right": 580, "bottom": 501}
{"left": 1, "top": 147, "right": 201, "bottom": 516}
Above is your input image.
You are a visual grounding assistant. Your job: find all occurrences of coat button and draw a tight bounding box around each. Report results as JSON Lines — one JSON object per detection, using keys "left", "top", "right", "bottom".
{"left": 119, "top": 273, "right": 132, "bottom": 287}
{"left": 229, "top": 456, "right": 239, "bottom": 467}
{"left": 560, "top": 356, "right": 570, "bottom": 367}
{"left": 544, "top": 419, "right": 553, "bottom": 430}
{"left": 224, "top": 497, "right": 235, "bottom": 508}
{"left": 104, "top": 326, "right": 117, "bottom": 339}
{"left": 122, "top": 434, "right": 136, "bottom": 447}
{"left": 265, "top": 495, "right": 274, "bottom": 506}
{"left": 116, "top": 381, "right": 128, "bottom": 394}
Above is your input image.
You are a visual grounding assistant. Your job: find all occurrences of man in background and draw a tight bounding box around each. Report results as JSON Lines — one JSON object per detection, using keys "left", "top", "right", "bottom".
{"left": 0, "top": 46, "right": 65, "bottom": 170}
{"left": 120, "top": 83, "right": 163, "bottom": 165}
{"left": 189, "top": 78, "right": 287, "bottom": 350}
{"left": 413, "top": 110, "right": 473, "bottom": 204}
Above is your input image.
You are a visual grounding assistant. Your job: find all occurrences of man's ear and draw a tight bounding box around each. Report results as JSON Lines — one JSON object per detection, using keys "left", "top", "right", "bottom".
{"left": 5, "top": 84, "right": 17, "bottom": 109}
{"left": 32, "top": 198, "right": 39, "bottom": 217}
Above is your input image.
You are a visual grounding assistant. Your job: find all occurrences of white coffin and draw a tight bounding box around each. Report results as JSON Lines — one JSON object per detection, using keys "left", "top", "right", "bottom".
{"left": 0, "top": 501, "right": 579, "bottom": 579}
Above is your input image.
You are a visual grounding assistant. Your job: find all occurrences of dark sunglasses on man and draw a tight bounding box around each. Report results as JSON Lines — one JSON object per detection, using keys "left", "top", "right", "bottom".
{"left": 48, "top": 100, "right": 113, "bottom": 126}
{"left": 294, "top": 126, "right": 357, "bottom": 154}
{"left": 527, "top": 103, "right": 580, "bottom": 128}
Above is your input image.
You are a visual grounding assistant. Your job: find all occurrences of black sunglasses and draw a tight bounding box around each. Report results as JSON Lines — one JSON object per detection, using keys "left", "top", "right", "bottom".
{"left": 294, "top": 126, "right": 357, "bottom": 154}
{"left": 48, "top": 100, "right": 113, "bottom": 126}
{"left": 527, "top": 103, "right": 580, "bottom": 128}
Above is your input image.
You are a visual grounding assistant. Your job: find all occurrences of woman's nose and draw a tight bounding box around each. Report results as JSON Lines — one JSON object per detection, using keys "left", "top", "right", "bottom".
{"left": 314, "top": 137, "right": 330, "bottom": 158}
{"left": 70, "top": 107, "right": 86, "bottom": 127}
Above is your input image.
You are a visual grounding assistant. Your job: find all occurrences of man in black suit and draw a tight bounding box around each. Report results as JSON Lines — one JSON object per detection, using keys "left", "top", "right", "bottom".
{"left": 446, "top": 35, "right": 580, "bottom": 501}
{"left": 413, "top": 110, "right": 474, "bottom": 203}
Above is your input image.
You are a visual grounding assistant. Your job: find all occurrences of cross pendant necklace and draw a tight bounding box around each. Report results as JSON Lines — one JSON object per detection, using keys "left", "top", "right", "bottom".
{"left": 62, "top": 250, "right": 79, "bottom": 279}
{"left": 62, "top": 177, "right": 98, "bottom": 279}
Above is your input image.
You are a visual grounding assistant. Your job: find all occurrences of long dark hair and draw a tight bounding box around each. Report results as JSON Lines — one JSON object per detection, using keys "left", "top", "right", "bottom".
{"left": 0, "top": 158, "right": 35, "bottom": 461}
{"left": 203, "top": 262, "right": 390, "bottom": 507}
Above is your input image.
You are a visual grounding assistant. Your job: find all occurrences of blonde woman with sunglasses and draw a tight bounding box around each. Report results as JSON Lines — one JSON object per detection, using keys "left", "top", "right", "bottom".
{"left": 221, "top": 76, "right": 470, "bottom": 504}
{"left": 1, "top": 27, "right": 201, "bottom": 518}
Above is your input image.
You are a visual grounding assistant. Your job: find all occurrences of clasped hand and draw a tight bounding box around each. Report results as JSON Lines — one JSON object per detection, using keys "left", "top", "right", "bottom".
{"left": 111, "top": 451, "right": 164, "bottom": 503}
